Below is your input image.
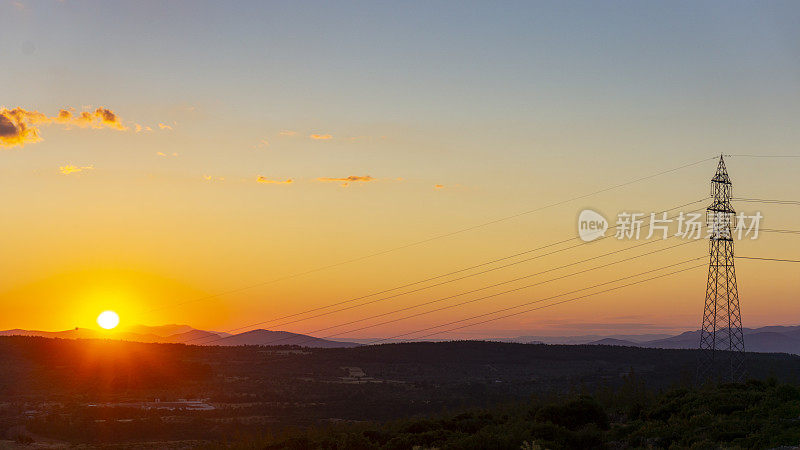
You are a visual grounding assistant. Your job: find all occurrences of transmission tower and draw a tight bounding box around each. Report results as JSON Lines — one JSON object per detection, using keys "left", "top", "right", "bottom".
{"left": 698, "top": 155, "right": 745, "bottom": 382}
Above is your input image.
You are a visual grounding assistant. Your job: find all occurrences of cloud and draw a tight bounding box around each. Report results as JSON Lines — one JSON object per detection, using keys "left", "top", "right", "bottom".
{"left": 94, "top": 108, "right": 126, "bottom": 130}
{"left": 257, "top": 176, "right": 293, "bottom": 185}
{"left": 133, "top": 122, "right": 157, "bottom": 133}
{"left": 158, "top": 123, "right": 173, "bottom": 130}
{"left": 54, "top": 107, "right": 126, "bottom": 130}
{"left": 0, "top": 111, "right": 40, "bottom": 147}
{"left": 59, "top": 165, "right": 94, "bottom": 175}
{"left": 317, "top": 175, "right": 375, "bottom": 187}
{"left": 310, "top": 134, "right": 333, "bottom": 140}
{"left": 278, "top": 130, "right": 297, "bottom": 136}
{"left": 434, "top": 184, "right": 444, "bottom": 189}
{"left": 0, "top": 106, "right": 130, "bottom": 148}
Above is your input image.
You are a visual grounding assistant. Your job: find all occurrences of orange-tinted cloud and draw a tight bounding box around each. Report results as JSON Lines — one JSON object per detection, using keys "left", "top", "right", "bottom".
{"left": 310, "top": 134, "right": 333, "bottom": 140}
{"left": 434, "top": 184, "right": 445, "bottom": 189}
{"left": 0, "top": 110, "right": 41, "bottom": 147}
{"left": 59, "top": 165, "right": 94, "bottom": 175}
{"left": 55, "top": 109, "right": 72, "bottom": 123}
{"left": 0, "top": 107, "right": 129, "bottom": 148}
{"left": 53, "top": 107, "right": 126, "bottom": 130}
{"left": 158, "top": 123, "right": 173, "bottom": 130}
{"left": 279, "top": 130, "right": 298, "bottom": 136}
{"left": 257, "top": 176, "right": 293, "bottom": 185}
{"left": 317, "top": 175, "right": 375, "bottom": 187}
{"left": 95, "top": 108, "right": 126, "bottom": 130}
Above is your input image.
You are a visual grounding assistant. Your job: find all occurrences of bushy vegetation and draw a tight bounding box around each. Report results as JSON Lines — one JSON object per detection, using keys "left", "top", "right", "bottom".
{"left": 236, "top": 379, "right": 800, "bottom": 449}
{"left": 3, "top": 337, "right": 800, "bottom": 447}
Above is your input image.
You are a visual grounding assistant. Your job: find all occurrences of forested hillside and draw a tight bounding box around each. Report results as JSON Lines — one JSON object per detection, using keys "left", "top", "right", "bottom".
{"left": 2, "top": 337, "right": 799, "bottom": 446}
{"left": 241, "top": 379, "right": 800, "bottom": 449}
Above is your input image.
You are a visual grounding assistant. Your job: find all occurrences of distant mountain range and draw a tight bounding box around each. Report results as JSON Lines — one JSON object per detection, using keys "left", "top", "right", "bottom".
{"left": 2, "top": 325, "right": 797, "bottom": 354}
{"left": 0, "top": 325, "right": 359, "bottom": 348}
{"left": 580, "top": 326, "right": 800, "bottom": 355}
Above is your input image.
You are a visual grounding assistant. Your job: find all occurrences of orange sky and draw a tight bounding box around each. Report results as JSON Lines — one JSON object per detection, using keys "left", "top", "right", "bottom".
{"left": 1, "top": 1, "right": 799, "bottom": 338}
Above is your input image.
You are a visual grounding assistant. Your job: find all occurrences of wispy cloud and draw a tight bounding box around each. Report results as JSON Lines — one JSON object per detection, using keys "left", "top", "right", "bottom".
{"left": 0, "top": 107, "right": 132, "bottom": 148}
{"left": 54, "top": 107, "right": 127, "bottom": 130}
{"left": 434, "top": 184, "right": 445, "bottom": 189}
{"left": 158, "top": 123, "right": 173, "bottom": 130}
{"left": 59, "top": 164, "right": 94, "bottom": 175}
{"left": 317, "top": 175, "right": 374, "bottom": 187}
{"left": 257, "top": 176, "right": 293, "bottom": 185}
{"left": 310, "top": 134, "right": 333, "bottom": 140}
{"left": 279, "top": 130, "right": 298, "bottom": 136}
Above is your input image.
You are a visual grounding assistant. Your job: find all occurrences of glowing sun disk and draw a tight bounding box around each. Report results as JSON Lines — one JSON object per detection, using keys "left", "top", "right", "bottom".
{"left": 97, "top": 310, "right": 120, "bottom": 330}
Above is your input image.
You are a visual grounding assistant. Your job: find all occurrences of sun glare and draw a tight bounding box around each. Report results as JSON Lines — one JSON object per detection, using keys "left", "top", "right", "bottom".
{"left": 97, "top": 310, "right": 120, "bottom": 330}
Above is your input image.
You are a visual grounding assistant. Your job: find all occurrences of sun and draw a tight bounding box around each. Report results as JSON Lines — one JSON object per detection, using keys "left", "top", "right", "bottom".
{"left": 96, "top": 310, "right": 120, "bottom": 330}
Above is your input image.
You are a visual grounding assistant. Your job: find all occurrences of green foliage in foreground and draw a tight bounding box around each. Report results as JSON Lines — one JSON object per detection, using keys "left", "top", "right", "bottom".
{"left": 233, "top": 378, "right": 800, "bottom": 450}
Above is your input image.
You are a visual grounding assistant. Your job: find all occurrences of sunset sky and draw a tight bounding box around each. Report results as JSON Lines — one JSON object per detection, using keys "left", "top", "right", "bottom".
{"left": 1, "top": 0, "right": 799, "bottom": 338}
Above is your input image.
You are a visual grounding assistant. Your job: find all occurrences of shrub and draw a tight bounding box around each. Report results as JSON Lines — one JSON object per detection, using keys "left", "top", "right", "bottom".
{"left": 535, "top": 396, "right": 609, "bottom": 431}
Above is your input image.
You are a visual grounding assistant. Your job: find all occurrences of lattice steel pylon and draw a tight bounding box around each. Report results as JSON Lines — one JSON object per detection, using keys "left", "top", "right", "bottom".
{"left": 698, "top": 155, "right": 745, "bottom": 382}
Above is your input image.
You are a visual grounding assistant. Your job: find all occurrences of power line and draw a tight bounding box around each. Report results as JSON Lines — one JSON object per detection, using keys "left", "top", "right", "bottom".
{"left": 736, "top": 256, "right": 800, "bottom": 263}
{"left": 186, "top": 201, "right": 708, "bottom": 345}
{"left": 193, "top": 237, "right": 596, "bottom": 340}
{"left": 147, "top": 157, "right": 717, "bottom": 314}
{"left": 762, "top": 228, "right": 800, "bottom": 235}
{"left": 187, "top": 195, "right": 794, "bottom": 346}
{"left": 233, "top": 256, "right": 703, "bottom": 348}
{"left": 187, "top": 237, "right": 581, "bottom": 339}
{"left": 202, "top": 237, "right": 702, "bottom": 347}
{"left": 734, "top": 198, "right": 800, "bottom": 206}
{"left": 164, "top": 154, "right": 791, "bottom": 347}
{"left": 192, "top": 215, "right": 699, "bottom": 344}
{"left": 727, "top": 154, "right": 800, "bottom": 158}
{"left": 320, "top": 241, "right": 701, "bottom": 342}
{"left": 370, "top": 259, "right": 706, "bottom": 343}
